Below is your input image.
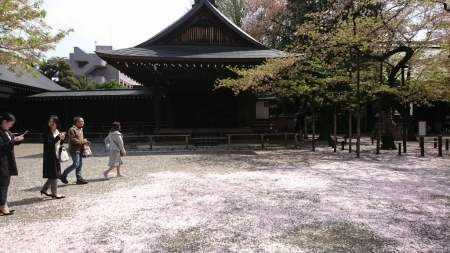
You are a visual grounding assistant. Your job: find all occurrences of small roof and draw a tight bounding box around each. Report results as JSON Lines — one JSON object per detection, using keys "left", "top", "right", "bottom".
{"left": 0, "top": 65, "right": 66, "bottom": 91}
{"left": 24, "top": 89, "right": 154, "bottom": 99}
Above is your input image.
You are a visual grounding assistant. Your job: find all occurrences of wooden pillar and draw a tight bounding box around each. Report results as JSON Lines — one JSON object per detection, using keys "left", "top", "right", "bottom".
{"left": 167, "top": 91, "right": 173, "bottom": 128}
{"left": 154, "top": 77, "right": 161, "bottom": 131}
{"left": 304, "top": 116, "right": 308, "bottom": 139}
{"left": 64, "top": 100, "right": 68, "bottom": 129}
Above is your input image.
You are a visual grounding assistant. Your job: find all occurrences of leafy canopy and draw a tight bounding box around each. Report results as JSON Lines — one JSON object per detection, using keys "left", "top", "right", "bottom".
{"left": 97, "top": 79, "right": 124, "bottom": 90}
{"left": 0, "top": 0, "right": 72, "bottom": 75}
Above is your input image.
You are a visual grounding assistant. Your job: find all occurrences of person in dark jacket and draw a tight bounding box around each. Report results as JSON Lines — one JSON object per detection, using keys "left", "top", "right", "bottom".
{"left": 0, "top": 112, "right": 24, "bottom": 215}
{"left": 41, "top": 115, "right": 66, "bottom": 199}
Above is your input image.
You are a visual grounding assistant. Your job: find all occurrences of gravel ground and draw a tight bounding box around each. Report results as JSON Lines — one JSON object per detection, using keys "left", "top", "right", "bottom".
{"left": 0, "top": 138, "right": 449, "bottom": 253}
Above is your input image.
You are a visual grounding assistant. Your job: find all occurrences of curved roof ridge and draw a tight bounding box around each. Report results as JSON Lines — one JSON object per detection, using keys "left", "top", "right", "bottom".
{"left": 135, "top": 0, "right": 268, "bottom": 49}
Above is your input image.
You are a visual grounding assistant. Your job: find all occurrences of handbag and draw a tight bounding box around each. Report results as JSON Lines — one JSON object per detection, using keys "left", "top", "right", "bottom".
{"left": 59, "top": 145, "right": 69, "bottom": 162}
{"left": 112, "top": 138, "right": 124, "bottom": 157}
{"left": 105, "top": 134, "right": 110, "bottom": 150}
{"left": 81, "top": 143, "right": 92, "bottom": 158}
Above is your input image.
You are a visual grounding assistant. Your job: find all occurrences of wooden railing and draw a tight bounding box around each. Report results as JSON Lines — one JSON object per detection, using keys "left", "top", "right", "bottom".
{"left": 122, "top": 133, "right": 298, "bottom": 150}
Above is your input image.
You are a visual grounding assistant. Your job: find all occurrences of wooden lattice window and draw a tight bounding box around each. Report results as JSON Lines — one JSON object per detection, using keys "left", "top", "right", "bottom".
{"left": 170, "top": 26, "right": 237, "bottom": 45}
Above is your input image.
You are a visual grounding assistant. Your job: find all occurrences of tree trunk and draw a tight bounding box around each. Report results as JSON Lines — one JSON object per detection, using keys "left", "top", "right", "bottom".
{"left": 380, "top": 108, "right": 397, "bottom": 150}
{"left": 405, "top": 103, "right": 417, "bottom": 141}
{"left": 316, "top": 106, "right": 333, "bottom": 141}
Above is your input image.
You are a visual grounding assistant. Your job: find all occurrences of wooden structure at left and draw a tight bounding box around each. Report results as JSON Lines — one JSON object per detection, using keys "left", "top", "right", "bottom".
{"left": 6, "top": 0, "right": 289, "bottom": 134}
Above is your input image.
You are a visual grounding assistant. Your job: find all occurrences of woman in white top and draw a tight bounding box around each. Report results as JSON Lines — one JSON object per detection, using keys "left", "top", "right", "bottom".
{"left": 103, "top": 122, "right": 126, "bottom": 179}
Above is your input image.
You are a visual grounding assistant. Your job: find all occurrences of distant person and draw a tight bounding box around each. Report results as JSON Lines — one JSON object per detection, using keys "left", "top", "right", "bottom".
{"left": 59, "top": 116, "right": 89, "bottom": 185}
{"left": 446, "top": 122, "right": 450, "bottom": 133}
{"left": 41, "top": 115, "right": 66, "bottom": 199}
{"left": 0, "top": 112, "right": 25, "bottom": 215}
{"left": 103, "top": 122, "right": 126, "bottom": 179}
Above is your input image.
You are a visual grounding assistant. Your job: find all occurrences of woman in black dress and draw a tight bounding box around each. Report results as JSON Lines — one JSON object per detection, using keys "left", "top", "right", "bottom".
{"left": 0, "top": 112, "right": 24, "bottom": 215}
{"left": 41, "top": 115, "right": 66, "bottom": 199}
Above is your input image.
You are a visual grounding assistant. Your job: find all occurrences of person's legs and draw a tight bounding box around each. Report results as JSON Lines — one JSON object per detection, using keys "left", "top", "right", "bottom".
{"left": 61, "top": 152, "right": 80, "bottom": 177}
{"left": 42, "top": 179, "right": 51, "bottom": 192}
{"left": 50, "top": 179, "right": 58, "bottom": 195}
{"left": 103, "top": 166, "right": 116, "bottom": 179}
{"left": 116, "top": 166, "right": 125, "bottom": 177}
{"left": 75, "top": 155, "right": 83, "bottom": 180}
{"left": 0, "top": 176, "right": 13, "bottom": 214}
{"left": 0, "top": 176, "right": 10, "bottom": 206}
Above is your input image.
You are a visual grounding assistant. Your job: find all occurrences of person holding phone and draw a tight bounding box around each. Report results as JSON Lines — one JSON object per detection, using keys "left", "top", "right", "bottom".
{"left": 41, "top": 115, "right": 66, "bottom": 199}
{"left": 0, "top": 112, "right": 24, "bottom": 215}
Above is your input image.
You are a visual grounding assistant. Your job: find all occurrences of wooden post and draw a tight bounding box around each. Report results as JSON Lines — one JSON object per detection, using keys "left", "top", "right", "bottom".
{"left": 341, "top": 141, "right": 345, "bottom": 150}
{"left": 420, "top": 136, "right": 424, "bottom": 157}
{"left": 304, "top": 117, "right": 308, "bottom": 140}
{"left": 294, "top": 134, "right": 298, "bottom": 149}
{"left": 334, "top": 102, "right": 337, "bottom": 153}
{"left": 150, "top": 136, "right": 153, "bottom": 150}
{"left": 261, "top": 134, "right": 265, "bottom": 149}
{"left": 154, "top": 77, "right": 161, "bottom": 131}
{"left": 312, "top": 98, "right": 316, "bottom": 152}
{"left": 401, "top": 66, "right": 407, "bottom": 154}
{"left": 398, "top": 143, "right": 401, "bottom": 155}
{"left": 434, "top": 138, "right": 437, "bottom": 148}
{"left": 356, "top": 51, "right": 361, "bottom": 158}
{"left": 349, "top": 110, "right": 352, "bottom": 153}
{"left": 438, "top": 135, "right": 442, "bottom": 157}
{"left": 185, "top": 135, "right": 189, "bottom": 149}
{"left": 446, "top": 139, "right": 449, "bottom": 151}
{"left": 228, "top": 135, "right": 231, "bottom": 150}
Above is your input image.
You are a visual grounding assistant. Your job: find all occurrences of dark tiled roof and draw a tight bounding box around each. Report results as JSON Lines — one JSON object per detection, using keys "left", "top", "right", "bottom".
{"left": 26, "top": 89, "right": 153, "bottom": 98}
{"left": 0, "top": 65, "right": 67, "bottom": 91}
{"left": 97, "top": 45, "right": 290, "bottom": 62}
{"left": 96, "top": 0, "right": 291, "bottom": 63}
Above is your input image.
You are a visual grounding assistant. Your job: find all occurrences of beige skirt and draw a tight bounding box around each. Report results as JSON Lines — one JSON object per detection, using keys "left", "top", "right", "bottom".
{"left": 108, "top": 150, "right": 123, "bottom": 166}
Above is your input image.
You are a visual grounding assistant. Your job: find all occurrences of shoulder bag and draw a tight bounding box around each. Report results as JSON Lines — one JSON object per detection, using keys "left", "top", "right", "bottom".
{"left": 59, "top": 140, "right": 69, "bottom": 162}
{"left": 112, "top": 138, "right": 124, "bottom": 157}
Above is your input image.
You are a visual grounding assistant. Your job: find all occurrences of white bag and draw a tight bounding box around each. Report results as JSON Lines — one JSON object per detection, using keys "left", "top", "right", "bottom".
{"left": 59, "top": 146, "right": 69, "bottom": 162}
{"left": 105, "top": 134, "right": 111, "bottom": 150}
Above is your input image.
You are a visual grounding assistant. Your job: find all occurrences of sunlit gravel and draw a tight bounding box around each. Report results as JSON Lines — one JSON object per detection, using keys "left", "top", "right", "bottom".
{"left": 0, "top": 138, "right": 449, "bottom": 252}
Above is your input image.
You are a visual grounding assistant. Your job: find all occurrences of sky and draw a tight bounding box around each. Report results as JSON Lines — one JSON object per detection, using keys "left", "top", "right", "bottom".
{"left": 42, "top": 0, "right": 194, "bottom": 58}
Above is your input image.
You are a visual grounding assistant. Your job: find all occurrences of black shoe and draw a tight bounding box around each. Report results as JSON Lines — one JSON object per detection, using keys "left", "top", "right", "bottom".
{"left": 50, "top": 194, "right": 66, "bottom": 199}
{"left": 40, "top": 190, "right": 51, "bottom": 197}
{"left": 76, "top": 178, "right": 88, "bottom": 184}
{"left": 59, "top": 175, "right": 68, "bottom": 184}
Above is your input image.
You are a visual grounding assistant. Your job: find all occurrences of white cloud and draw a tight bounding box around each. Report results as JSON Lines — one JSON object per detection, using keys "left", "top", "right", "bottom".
{"left": 42, "top": 0, "right": 193, "bottom": 58}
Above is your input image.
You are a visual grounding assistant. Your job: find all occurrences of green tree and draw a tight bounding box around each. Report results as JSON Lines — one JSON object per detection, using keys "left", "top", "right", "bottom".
{"left": 219, "top": 0, "right": 450, "bottom": 150}
{"left": 0, "top": 0, "right": 72, "bottom": 75}
{"left": 60, "top": 76, "right": 79, "bottom": 90}
{"left": 216, "top": 0, "right": 246, "bottom": 27}
{"left": 38, "top": 57, "right": 75, "bottom": 89}
{"left": 77, "top": 75, "right": 95, "bottom": 90}
{"left": 97, "top": 79, "right": 124, "bottom": 89}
